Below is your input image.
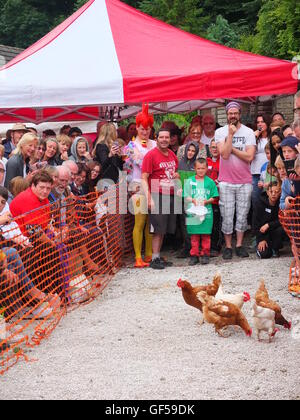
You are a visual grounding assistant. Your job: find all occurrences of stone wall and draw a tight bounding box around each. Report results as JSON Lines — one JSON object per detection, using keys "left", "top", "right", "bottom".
{"left": 206, "top": 95, "right": 295, "bottom": 127}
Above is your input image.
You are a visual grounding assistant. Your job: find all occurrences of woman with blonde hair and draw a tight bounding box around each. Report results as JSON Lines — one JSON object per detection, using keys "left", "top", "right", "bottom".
{"left": 4, "top": 133, "right": 38, "bottom": 188}
{"left": 94, "top": 123, "right": 123, "bottom": 184}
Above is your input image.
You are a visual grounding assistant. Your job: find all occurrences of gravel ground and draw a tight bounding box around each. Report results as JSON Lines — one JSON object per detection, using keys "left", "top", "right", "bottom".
{"left": 0, "top": 247, "right": 299, "bottom": 400}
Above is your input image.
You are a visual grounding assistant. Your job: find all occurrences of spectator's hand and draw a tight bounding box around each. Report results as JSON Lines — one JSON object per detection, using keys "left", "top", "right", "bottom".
{"left": 109, "top": 145, "right": 120, "bottom": 157}
{"left": 84, "top": 152, "right": 92, "bottom": 160}
{"left": 285, "top": 196, "right": 296, "bottom": 209}
{"left": 229, "top": 124, "right": 237, "bottom": 136}
{"left": 260, "top": 224, "right": 269, "bottom": 234}
{"left": 13, "top": 235, "right": 33, "bottom": 249}
{"left": 148, "top": 197, "right": 155, "bottom": 212}
{"left": 289, "top": 173, "right": 300, "bottom": 181}
{"left": 61, "top": 151, "right": 69, "bottom": 161}
{"left": 192, "top": 199, "right": 198, "bottom": 206}
{"left": 79, "top": 226, "right": 89, "bottom": 235}
{"left": 176, "top": 188, "right": 183, "bottom": 197}
{"left": 258, "top": 240, "right": 268, "bottom": 253}
{"left": 4, "top": 269, "right": 19, "bottom": 287}
{"left": 258, "top": 181, "right": 264, "bottom": 188}
{"left": 254, "top": 130, "right": 261, "bottom": 138}
{"left": 26, "top": 170, "right": 38, "bottom": 183}
{"left": 0, "top": 212, "right": 12, "bottom": 226}
{"left": 172, "top": 173, "right": 181, "bottom": 180}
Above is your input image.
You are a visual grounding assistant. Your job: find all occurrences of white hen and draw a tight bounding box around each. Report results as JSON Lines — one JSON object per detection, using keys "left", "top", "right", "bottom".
{"left": 251, "top": 301, "right": 278, "bottom": 342}
{"left": 215, "top": 282, "right": 251, "bottom": 309}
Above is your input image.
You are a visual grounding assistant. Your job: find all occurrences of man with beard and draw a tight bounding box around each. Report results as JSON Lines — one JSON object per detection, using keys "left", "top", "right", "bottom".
{"left": 142, "top": 128, "right": 179, "bottom": 269}
{"left": 215, "top": 102, "right": 256, "bottom": 260}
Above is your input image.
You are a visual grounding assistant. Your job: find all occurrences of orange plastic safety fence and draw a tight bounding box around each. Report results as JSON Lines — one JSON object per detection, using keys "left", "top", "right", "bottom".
{"left": 279, "top": 198, "right": 300, "bottom": 299}
{"left": 0, "top": 184, "right": 133, "bottom": 374}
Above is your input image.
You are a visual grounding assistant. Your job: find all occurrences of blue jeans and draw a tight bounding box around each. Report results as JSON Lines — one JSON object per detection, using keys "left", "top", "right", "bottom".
{"left": 3, "top": 247, "right": 35, "bottom": 292}
{"left": 1, "top": 247, "right": 35, "bottom": 316}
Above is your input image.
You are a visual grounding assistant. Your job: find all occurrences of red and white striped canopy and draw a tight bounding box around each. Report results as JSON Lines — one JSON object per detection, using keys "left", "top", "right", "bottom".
{"left": 0, "top": 0, "right": 298, "bottom": 123}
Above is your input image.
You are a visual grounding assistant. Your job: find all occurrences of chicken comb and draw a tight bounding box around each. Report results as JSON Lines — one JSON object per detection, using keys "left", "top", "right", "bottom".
{"left": 136, "top": 103, "right": 154, "bottom": 129}
{"left": 243, "top": 292, "right": 251, "bottom": 302}
{"left": 177, "top": 279, "right": 183, "bottom": 288}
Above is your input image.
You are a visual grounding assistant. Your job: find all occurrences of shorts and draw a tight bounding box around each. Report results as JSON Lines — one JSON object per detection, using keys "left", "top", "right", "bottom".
{"left": 149, "top": 193, "right": 179, "bottom": 235}
{"left": 218, "top": 182, "right": 252, "bottom": 235}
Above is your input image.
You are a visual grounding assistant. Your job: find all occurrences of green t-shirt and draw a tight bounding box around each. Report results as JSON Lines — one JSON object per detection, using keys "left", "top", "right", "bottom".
{"left": 184, "top": 175, "right": 219, "bottom": 235}
{"left": 178, "top": 169, "right": 195, "bottom": 193}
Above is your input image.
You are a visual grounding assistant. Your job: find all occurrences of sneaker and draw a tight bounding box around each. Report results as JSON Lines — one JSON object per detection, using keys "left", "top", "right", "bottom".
{"left": 189, "top": 256, "right": 199, "bottom": 266}
{"left": 150, "top": 258, "right": 165, "bottom": 270}
{"left": 235, "top": 246, "right": 249, "bottom": 258}
{"left": 222, "top": 248, "right": 233, "bottom": 260}
{"left": 272, "top": 249, "right": 280, "bottom": 258}
{"left": 177, "top": 249, "right": 190, "bottom": 259}
{"left": 160, "top": 258, "right": 173, "bottom": 267}
{"left": 210, "top": 249, "right": 219, "bottom": 258}
{"left": 19, "top": 303, "right": 53, "bottom": 319}
{"left": 200, "top": 255, "right": 210, "bottom": 265}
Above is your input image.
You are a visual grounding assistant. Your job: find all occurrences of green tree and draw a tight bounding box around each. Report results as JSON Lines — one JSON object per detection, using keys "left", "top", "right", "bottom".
{"left": 201, "top": 0, "right": 262, "bottom": 29}
{"left": 0, "top": 0, "right": 76, "bottom": 48}
{"left": 206, "top": 15, "right": 240, "bottom": 48}
{"left": 138, "top": 0, "right": 209, "bottom": 37}
{"left": 239, "top": 0, "right": 300, "bottom": 59}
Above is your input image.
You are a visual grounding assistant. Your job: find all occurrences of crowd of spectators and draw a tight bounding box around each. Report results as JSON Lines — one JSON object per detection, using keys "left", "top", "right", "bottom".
{"left": 1, "top": 95, "right": 300, "bottom": 334}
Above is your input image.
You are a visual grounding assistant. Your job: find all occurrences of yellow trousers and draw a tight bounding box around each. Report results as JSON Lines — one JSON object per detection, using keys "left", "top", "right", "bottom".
{"left": 132, "top": 194, "right": 152, "bottom": 260}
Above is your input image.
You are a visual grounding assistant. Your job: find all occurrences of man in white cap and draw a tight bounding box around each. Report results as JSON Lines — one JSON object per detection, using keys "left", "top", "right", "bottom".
{"left": 3, "top": 123, "right": 28, "bottom": 159}
{"left": 215, "top": 102, "right": 256, "bottom": 260}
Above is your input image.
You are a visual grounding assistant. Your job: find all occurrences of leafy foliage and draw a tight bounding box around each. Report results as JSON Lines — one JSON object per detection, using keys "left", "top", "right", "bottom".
{"left": 240, "top": 0, "right": 300, "bottom": 59}
{"left": 0, "top": 0, "right": 298, "bottom": 60}
{"left": 138, "top": 0, "right": 209, "bottom": 37}
{"left": 206, "top": 15, "right": 240, "bottom": 48}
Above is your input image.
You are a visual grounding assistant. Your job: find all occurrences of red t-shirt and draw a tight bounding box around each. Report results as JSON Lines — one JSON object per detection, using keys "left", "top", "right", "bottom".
{"left": 10, "top": 187, "right": 51, "bottom": 236}
{"left": 206, "top": 157, "right": 220, "bottom": 182}
{"left": 142, "top": 147, "right": 178, "bottom": 195}
{"left": 206, "top": 157, "right": 220, "bottom": 205}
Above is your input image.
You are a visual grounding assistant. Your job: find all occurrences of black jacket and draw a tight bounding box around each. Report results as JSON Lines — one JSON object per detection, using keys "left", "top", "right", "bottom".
{"left": 4, "top": 153, "right": 30, "bottom": 188}
{"left": 253, "top": 191, "right": 281, "bottom": 243}
{"left": 95, "top": 143, "right": 123, "bottom": 184}
{"left": 2, "top": 139, "right": 14, "bottom": 159}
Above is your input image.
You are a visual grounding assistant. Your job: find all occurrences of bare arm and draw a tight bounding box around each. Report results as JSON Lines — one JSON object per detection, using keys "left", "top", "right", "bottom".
{"left": 141, "top": 173, "right": 154, "bottom": 210}
{"left": 217, "top": 124, "right": 237, "bottom": 160}
{"left": 231, "top": 145, "right": 256, "bottom": 163}
{"left": 217, "top": 134, "right": 233, "bottom": 160}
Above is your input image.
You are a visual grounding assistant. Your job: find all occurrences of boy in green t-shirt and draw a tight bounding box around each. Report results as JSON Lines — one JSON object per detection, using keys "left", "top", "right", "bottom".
{"left": 184, "top": 158, "right": 219, "bottom": 265}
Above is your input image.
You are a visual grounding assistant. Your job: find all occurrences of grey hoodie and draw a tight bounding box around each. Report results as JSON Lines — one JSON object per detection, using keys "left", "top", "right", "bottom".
{"left": 69, "top": 136, "right": 90, "bottom": 162}
{"left": 178, "top": 141, "right": 200, "bottom": 172}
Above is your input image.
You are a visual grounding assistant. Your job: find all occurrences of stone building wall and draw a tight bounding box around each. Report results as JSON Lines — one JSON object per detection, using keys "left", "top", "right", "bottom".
{"left": 206, "top": 95, "right": 295, "bottom": 127}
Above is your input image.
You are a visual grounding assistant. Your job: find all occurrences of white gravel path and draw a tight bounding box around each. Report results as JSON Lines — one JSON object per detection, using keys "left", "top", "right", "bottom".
{"left": 0, "top": 251, "right": 299, "bottom": 400}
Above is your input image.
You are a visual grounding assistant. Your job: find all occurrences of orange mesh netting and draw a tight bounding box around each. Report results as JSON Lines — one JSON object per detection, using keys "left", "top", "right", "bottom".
{"left": 0, "top": 184, "right": 133, "bottom": 374}
{"left": 279, "top": 197, "right": 300, "bottom": 299}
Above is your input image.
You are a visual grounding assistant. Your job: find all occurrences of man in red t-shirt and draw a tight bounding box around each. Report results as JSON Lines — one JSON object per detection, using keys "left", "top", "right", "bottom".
{"left": 142, "top": 128, "right": 179, "bottom": 270}
{"left": 10, "top": 171, "right": 55, "bottom": 247}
